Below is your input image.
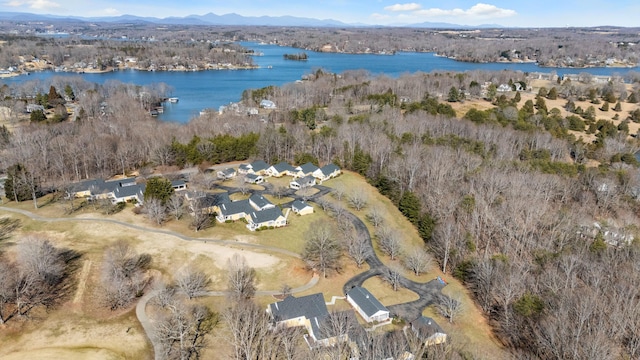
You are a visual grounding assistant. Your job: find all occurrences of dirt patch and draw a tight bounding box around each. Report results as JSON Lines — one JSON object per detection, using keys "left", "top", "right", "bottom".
{"left": 72, "top": 260, "right": 92, "bottom": 305}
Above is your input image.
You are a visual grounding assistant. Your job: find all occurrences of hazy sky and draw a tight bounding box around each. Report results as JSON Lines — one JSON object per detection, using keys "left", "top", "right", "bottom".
{"left": 2, "top": 0, "right": 639, "bottom": 27}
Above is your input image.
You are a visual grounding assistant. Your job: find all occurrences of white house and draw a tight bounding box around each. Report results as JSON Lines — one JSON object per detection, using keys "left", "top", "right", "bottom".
{"left": 249, "top": 193, "right": 275, "bottom": 211}
{"left": 260, "top": 99, "right": 277, "bottom": 109}
{"left": 238, "top": 160, "right": 270, "bottom": 175}
{"left": 244, "top": 173, "right": 265, "bottom": 184}
{"left": 217, "top": 168, "right": 237, "bottom": 180}
{"left": 292, "top": 162, "right": 319, "bottom": 178}
{"left": 247, "top": 207, "right": 288, "bottom": 231}
{"left": 312, "top": 164, "right": 341, "bottom": 182}
{"left": 291, "top": 200, "right": 314, "bottom": 216}
{"left": 267, "top": 161, "right": 296, "bottom": 177}
{"left": 290, "top": 175, "right": 316, "bottom": 190}
{"left": 346, "top": 286, "right": 390, "bottom": 323}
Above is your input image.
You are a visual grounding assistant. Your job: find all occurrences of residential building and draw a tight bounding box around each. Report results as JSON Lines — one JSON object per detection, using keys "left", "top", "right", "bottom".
{"left": 410, "top": 316, "right": 447, "bottom": 346}
{"left": 238, "top": 160, "right": 270, "bottom": 175}
{"left": 244, "top": 173, "right": 265, "bottom": 184}
{"left": 171, "top": 180, "right": 187, "bottom": 191}
{"left": 267, "top": 293, "right": 328, "bottom": 331}
{"left": 292, "top": 162, "right": 319, "bottom": 178}
{"left": 291, "top": 200, "right": 314, "bottom": 215}
{"left": 267, "top": 161, "right": 296, "bottom": 177}
{"left": 217, "top": 168, "right": 237, "bottom": 180}
{"left": 249, "top": 193, "right": 275, "bottom": 211}
{"left": 290, "top": 175, "right": 316, "bottom": 190}
{"left": 247, "top": 207, "right": 288, "bottom": 231}
{"left": 312, "top": 164, "right": 341, "bottom": 182}
{"left": 346, "top": 286, "right": 390, "bottom": 323}
{"left": 216, "top": 199, "right": 252, "bottom": 222}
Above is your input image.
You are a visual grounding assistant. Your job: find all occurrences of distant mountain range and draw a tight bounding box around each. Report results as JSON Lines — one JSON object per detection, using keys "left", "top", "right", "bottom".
{"left": 0, "top": 11, "right": 503, "bottom": 29}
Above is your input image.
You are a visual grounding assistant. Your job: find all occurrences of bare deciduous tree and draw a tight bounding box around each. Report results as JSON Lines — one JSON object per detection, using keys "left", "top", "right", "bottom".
{"left": 146, "top": 197, "right": 167, "bottom": 225}
{"left": 226, "top": 254, "right": 256, "bottom": 300}
{"left": 404, "top": 247, "right": 432, "bottom": 276}
{"left": 365, "top": 206, "right": 384, "bottom": 227}
{"left": 190, "top": 196, "right": 212, "bottom": 232}
{"left": 223, "top": 300, "right": 271, "bottom": 360}
{"left": 100, "top": 240, "right": 151, "bottom": 310}
{"left": 347, "top": 232, "right": 371, "bottom": 268}
{"left": 167, "top": 193, "right": 185, "bottom": 221}
{"left": 154, "top": 301, "right": 218, "bottom": 360}
{"left": 383, "top": 264, "right": 403, "bottom": 291}
{"left": 376, "top": 226, "right": 402, "bottom": 260}
{"left": 302, "top": 220, "right": 342, "bottom": 278}
{"left": 176, "top": 266, "right": 211, "bottom": 299}
{"left": 347, "top": 189, "right": 368, "bottom": 211}
{"left": 437, "top": 293, "right": 463, "bottom": 324}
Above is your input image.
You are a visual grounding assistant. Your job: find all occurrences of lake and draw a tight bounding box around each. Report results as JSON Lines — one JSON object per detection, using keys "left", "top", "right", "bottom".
{"left": 2, "top": 42, "right": 638, "bottom": 123}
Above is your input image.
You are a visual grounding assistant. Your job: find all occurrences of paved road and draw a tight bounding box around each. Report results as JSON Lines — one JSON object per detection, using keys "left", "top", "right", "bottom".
{"left": 0, "top": 205, "right": 319, "bottom": 360}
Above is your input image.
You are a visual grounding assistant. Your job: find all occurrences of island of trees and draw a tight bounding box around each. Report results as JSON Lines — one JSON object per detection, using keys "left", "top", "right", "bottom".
{"left": 283, "top": 52, "right": 309, "bottom": 61}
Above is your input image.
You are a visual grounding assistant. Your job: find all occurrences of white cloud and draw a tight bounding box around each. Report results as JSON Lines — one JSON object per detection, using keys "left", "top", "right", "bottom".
{"left": 102, "top": 8, "right": 120, "bottom": 15}
{"left": 415, "top": 3, "right": 516, "bottom": 19}
{"left": 30, "top": 0, "right": 60, "bottom": 9}
{"left": 3, "top": 0, "right": 60, "bottom": 9}
{"left": 384, "top": 3, "right": 422, "bottom": 12}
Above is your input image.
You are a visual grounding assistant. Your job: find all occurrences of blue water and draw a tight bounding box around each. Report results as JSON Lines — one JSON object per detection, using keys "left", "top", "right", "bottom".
{"left": 2, "top": 42, "right": 638, "bottom": 123}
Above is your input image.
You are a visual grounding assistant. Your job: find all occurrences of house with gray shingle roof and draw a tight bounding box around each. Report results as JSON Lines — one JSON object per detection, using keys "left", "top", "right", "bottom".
{"left": 267, "top": 161, "right": 296, "bottom": 177}
{"left": 247, "top": 207, "right": 288, "bottom": 231}
{"left": 244, "top": 173, "right": 264, "bottom": 184}
{"left": 267, "top": 293, "right": 328, "bottom": 329}
{"left": 292, "top": 162, "right": 319, "bottom": 178}
{"left": 111, "top": 184, "right": 145, "bottom": 204}
{"left": 216, "top": 199, "right": 252, "bottom": 222}
{"left": 249, "top": 193, "right": 275, "bottom": 211}
{"left": 290, "top": 175, "right": 316, "bottom": 190}
{"left": 217, "top": 168, "right": 237, "bottom": 180}
{"left": 410, "top": 316, "right": 447, "bottom": 346}
{"left": 68, "top": 177, "right": 137, "bottom": 199}
{"left": 313, "top": 164, "right": 341, "bottom": 182}
{"left": 238, "top": 160, "right": 270, "bottom": 175}
{"left": 291, "top": 200, "right": 314, "bottom": 215}
{"left": 346, "top": 286, "right": 390, "bottom": 323}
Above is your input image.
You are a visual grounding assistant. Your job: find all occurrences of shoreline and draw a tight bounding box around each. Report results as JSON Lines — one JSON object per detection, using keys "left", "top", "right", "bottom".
{"left": 1, "top": 64, "right": 262, "bottom": 78}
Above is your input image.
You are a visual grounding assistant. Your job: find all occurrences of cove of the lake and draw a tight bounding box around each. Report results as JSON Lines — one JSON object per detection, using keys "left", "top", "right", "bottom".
{"left": 2, "top": 42, "right": 638, "bottom": 123}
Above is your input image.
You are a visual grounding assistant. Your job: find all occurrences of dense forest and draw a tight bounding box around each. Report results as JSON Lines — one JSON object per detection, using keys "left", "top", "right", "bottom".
{"left": 2, "top": 66, "right": 640, "bottom": 358}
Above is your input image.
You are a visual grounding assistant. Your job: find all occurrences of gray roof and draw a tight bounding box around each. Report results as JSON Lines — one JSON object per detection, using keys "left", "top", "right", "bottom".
{"left": 297, "top": 162, "right": 319, "bottom": 175}
{"left": 219, "top": 168, "right": 236, "bottom": 176}
{"left": 269, "top": 293, "right": 328, "bottom": 323}
{"left": 71, "top": 177, "right": 137, "bottom": 195}
{"left": 113, "top": 184, "right": 145, "bottom": 199}
{"left": 245, "top": 173, "right": 263, "bottom": 181}
{"left": 347, "top": 286, "right": 388, "bottom": 317}
{"left": 319, "top": 163, "right": 340, "bottom": 175}
{"left": 251, "top": 160, "right": 270, "bottom": 172}
{"left": 249, "top": 207, "right": 284, "bottom": 224}
{"left": 201, "top": 192, "right": 230, "bottom": 208}
{"left": 272, "top": 161, "right": 296, "bottom": 173}
{"left": 295, "top": 175, "right": 316, "bottom": 186}
{"left": 249, "top": 193, "right": 274, "bottom": 210}
{"left": 291, "top": 200, "right": 312, "bottom": 211}
{"left": 238, "top": 164, "right": 251, "bottom": 171}
{"left": 218, "top": 199, "right": 251, "bottom": 217}
{"left": 171, "top": 179, "right": 186, "bottom": 188}
{"left": 411, "top": 316, "right": 445, "bottom": 338}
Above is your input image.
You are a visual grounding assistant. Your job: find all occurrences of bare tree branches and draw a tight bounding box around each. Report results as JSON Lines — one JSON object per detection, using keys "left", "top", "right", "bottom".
{"left": 226, "top": 254, "right": 256, "bottom": 300}
{"left": 145, "top": 197, "right": 167, "bottom": 225}
{"left": 302, "top": 220, "right": 342, "bottom": 278}
{"left": 383, "top": 264, "right": 403, "bottom": 292}
{"left": 437, "top": 293, "right": 463, "bottom": 324}
{"left": 100, "top": 240, "right": 151, "bottom": 310}
{"left": 347, "top": 232, "right": 371, "bottom": 268}
{"left": 404, "top": 247, "right": 433, "bottom": 276}
{"left": 347, "top": 189, "right": 368, "bottom": 211}
{"left": 376, "top": 226, "right": 402, "bottom": 260}
{"left": 176, "top": 266, "right": 211, "bottom": 299}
